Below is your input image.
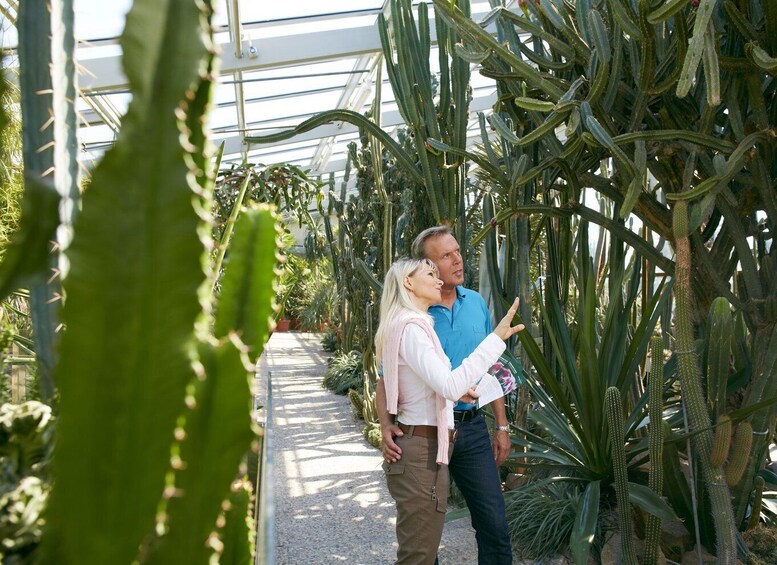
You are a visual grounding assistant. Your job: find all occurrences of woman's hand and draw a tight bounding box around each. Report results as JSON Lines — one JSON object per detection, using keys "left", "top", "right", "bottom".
{"left": 493, "top": 297, "right": 525, "bottom": 340}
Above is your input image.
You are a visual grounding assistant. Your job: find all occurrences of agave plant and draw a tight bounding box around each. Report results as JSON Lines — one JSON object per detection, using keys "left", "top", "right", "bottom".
{"left": 509, "top": 227, "right": 676, "bottom": 561}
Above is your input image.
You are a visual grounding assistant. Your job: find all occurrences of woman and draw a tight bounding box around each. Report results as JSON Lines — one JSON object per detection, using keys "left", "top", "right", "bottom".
{"left": 375, "top": 257, "right": 523, "bottom": 565}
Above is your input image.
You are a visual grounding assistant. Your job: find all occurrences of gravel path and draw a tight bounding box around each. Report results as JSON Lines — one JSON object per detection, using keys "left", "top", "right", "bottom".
{"left": 262, "top": 332, "right": 567, "bottom": 565}
{"left": 264, "top": 332, "right": 479, "bottom": 564}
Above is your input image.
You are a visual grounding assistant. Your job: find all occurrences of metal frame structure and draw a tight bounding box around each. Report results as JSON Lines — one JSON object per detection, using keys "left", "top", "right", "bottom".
{"left": 2, "top": 1, "right": 504, "bottom": 183}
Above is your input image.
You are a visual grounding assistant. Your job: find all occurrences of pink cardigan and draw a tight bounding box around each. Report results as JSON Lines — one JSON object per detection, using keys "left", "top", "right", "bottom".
{"left": 382, "top": 310, "right": 452, "bottom": 464}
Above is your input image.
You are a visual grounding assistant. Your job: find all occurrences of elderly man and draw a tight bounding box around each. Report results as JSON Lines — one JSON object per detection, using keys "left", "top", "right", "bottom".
{"left": 377, "top": 226, "right": 513, "bottom": 564}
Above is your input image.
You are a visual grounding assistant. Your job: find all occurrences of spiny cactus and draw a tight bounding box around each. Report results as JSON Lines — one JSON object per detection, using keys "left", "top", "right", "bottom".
{"left": 348, "top": 389, "right": 365, "bottom": 420}
{"left": 605, "top": 387, "right": 638, "bottom": 565}
{"left": 673, "top": 201, "right": 736, "bottom": 564}
{"left": 644, "top": 337, "right": 665, "bottom": 565}
{"left": 745, "top": 476, "right": 765, "bottom": 531}
{"left": 725, "top": 422, "right": 753, "bottom": 487}
{"left": 710, "top": 414, "right": 732, "bottom": 468}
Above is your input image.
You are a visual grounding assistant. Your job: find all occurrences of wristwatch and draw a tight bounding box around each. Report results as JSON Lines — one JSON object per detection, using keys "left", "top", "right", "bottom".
{"left": 495, "top": 425, "right": 510, "bottom": 432}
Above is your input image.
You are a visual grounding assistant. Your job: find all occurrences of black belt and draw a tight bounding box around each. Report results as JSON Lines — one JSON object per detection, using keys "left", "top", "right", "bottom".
{"left": 453, "top": 407, "right": 480, "bottom": 423}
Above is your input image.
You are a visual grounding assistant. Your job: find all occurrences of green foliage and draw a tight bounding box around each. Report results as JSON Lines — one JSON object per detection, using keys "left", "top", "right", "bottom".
{"left": 743, "top": 524, "right": 777, "bottom": 565}
{"left": 0, "top": 401, "right": 54, "bottom": 562}
{"left": 0, "top": 476, "right": 47, "bottom": 564}
{"left": 296, "top": 259, "right": 339, "bottom": 331}
{"left": 321, "top": 326, "right": 340, "bottom": 353}
{"left": 322, "top": 350, "right": 364, "bottom": 396}
{"left": 508, "top": 236, "right": 673, "bottom": 561}
{"left": 504, "top": 479, "right": 581, "bottom": 561}
{"left": 212, "top": 162, "right": 323, "bottom": 241}
{"left": 0, "top": 76, "right": 23, "bottom": 258}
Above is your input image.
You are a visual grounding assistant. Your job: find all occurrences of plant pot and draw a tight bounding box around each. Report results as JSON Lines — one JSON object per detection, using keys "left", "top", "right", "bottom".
{"left": 275, "top": 319, "right": 291, "bottom": 332}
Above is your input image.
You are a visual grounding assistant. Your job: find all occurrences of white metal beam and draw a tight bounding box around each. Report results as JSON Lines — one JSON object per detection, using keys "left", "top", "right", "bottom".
{"left": 76, "top": 7, "right": 496, "bottom": 92}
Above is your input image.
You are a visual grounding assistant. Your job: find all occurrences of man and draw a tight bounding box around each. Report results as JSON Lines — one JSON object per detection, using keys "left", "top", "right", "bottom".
{"left": 377, "top": 226, "right": 513, "bottom": 564}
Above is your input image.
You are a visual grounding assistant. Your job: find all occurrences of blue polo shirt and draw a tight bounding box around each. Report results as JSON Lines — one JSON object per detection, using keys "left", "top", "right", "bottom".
{"left": 428, "top": 286, "right": 492, "bottom": 410}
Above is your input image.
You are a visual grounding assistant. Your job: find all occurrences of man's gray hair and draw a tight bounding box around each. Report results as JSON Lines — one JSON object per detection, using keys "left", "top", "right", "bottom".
{"left": 411, "top": 226, "right": 453, "bottom": 259}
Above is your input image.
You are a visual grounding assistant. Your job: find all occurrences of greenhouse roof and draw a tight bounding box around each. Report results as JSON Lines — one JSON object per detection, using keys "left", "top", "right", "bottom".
{"left": 1, "top": 0, "right": 507, "bottom": 185}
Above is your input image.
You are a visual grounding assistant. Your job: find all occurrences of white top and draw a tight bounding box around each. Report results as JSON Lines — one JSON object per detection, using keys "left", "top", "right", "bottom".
{"left": 396, "top": 324, "right": 505, "bottom": 429}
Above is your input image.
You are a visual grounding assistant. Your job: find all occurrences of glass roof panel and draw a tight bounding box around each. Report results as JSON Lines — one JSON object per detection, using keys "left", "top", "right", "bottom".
{"left": 245, "top": 2, "right": 384, "bottom": 23}
{"left": 2, "top": 0, "right": 507, "bottom": 178}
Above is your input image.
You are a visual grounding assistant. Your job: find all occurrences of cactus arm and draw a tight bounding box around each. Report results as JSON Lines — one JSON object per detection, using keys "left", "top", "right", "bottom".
{"left": 245, "top": 110, "right": 424, "bottom": 187}
{"left": 710, "top": 415, "right": 733, "bottom": 468}
{"left": 725, "top": 422, "right": 753, "bottom": 487}
{"left": 676, "top": 0, "right": 717, "bottom": 98}
{"left": 651, "top": 14, "right": 688, "bottom": 95}
{"left": 706, "top": 298, "right": 735, "bottom": 420}
{"left": 432, "top": 0, "right": 566, "bottom": 99}
{"left": 701, "top": 20, "right": 721, "bottom": 106}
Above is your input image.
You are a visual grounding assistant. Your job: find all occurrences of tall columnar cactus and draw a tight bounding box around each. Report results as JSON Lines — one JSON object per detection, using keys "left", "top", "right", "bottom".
{"left": 605, "top": 387, "right": 637, "bottom": 565}
{"left": 432, "top": 0, "right": 777, "bottom": 555}
{"left": 17, "top": 0, "right": 79, "bottom": 403}
{"left": 644, "top": 336, "right": 665, "bottom": 565}
{"left": 673, "top": 201, "right": 736, "bottom": 564}
{"left": 4, "top": 0, "right": 282, "bottom": 561}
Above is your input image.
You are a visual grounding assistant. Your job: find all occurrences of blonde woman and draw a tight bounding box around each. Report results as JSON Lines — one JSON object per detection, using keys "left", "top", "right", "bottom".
{"left": 375, "top": 257, "right": 523, "bottom": 565}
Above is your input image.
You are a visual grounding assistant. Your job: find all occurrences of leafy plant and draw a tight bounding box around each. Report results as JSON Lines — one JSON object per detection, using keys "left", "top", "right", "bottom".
{"left": 509, "top": 236, "right": 675, "bottom": 561}
{"left": 321, "top": 326, "right": 340, "bottom": 353}
{"left": 322, "top": 350, "right": 364, "bottom": 396}
{"left": 296, "top": 258, "right": 339, "bottom": 331}
{"left": 504, "top": 479, "right": 583, "bottom": 561}
{"left": 212, "top": 162, "right": 323, "bottom": 241}
{"left": 0, "top": 401, "right": 53, "bottom": 563}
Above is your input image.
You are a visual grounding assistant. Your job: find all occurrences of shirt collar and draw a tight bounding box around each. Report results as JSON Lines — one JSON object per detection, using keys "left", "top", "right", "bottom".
{"left": 430, "top": 285, "right": 466, "bottom": 311}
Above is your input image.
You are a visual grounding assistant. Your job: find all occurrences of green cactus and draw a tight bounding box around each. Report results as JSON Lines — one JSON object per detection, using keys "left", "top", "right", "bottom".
{"left": 710, "top": 415, "right": 732, "bottom": 468}
{"left": 16, "top": 0, "right": 79, "bottom": 404}
{"left": 725, "top": 422, "right": 753, "bottom": 487}
{"left": 673, "top": 201, "right": 736, "bottom": 564}
{"left": 605, "top": 387, "right": 638, "bottom": 565}
{"left": 644, "top": 337, "right": 665, "bottom": 565}
{"left": 0, "top": 1, "right": 282, "bottom": 561}
{"left": 218, "top": 478, "right": 255, "bottom": 565}
{"left": 348, "top": 389, "right": 365, "bottom": 420}
{"left": 705, "top": 298, "right": 734, "bottom": 421}
{"left": 745, "top": 476, "right": 765, "bottom": 531}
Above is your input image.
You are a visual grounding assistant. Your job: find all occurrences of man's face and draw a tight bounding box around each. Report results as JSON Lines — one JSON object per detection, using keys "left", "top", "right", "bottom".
{"left": 423, "top": 234, "right": 464, "bottom": 289}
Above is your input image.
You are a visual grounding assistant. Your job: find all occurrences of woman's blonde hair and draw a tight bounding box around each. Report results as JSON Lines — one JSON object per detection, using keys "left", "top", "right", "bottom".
{"left": 374, "top": 257, "right": 438, "bottom": 361}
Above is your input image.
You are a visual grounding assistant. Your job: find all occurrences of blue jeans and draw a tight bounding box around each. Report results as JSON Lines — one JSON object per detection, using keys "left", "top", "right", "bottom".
{"left": 449, "top": 414, "right": 512, "bottom": 565}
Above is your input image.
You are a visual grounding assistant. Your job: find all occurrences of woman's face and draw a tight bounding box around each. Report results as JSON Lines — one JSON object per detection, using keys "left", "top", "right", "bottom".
{"left": 405, "top": 264, "right": 443, "bottom": 309}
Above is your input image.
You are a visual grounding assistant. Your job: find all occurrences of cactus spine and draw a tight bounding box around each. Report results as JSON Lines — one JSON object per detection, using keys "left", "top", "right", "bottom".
{"left": 673, "top": 201, "right": 736, "bottom": 564}
{"left": 605, "top": 387, "right": 638, "bottom": 565}
{"left": 644, "top": 337, "right": 665, "bottom": 565}
{"left": 725, "top": 422, "right": 753, "bottom": 487}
